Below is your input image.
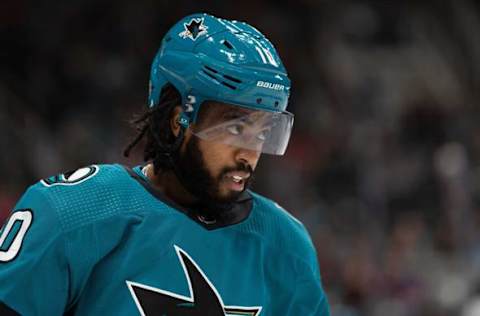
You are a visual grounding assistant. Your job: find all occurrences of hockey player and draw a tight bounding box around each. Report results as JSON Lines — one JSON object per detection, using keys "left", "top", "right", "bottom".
{"left": 0, "top": 13, "right": 329, "bottom": 315}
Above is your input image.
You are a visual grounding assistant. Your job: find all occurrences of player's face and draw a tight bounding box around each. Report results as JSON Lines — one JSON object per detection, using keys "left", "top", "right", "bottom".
{"left": 176, "top": 103, "right": 261, "bottom": 204}
{"left": 197, "top": 132, "right": 259, "bottom": 200}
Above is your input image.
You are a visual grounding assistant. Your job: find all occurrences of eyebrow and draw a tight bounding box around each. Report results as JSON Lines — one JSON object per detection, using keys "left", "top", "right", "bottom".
{"left": 221, "top": 111, "right": 254, "bottom": 124}
{"left": 221, "top": 109, "right": 251, "bottom": 117}
{"left": 223, "top": 112, "right": 246, "bottom": 120}
{"left": 223, "top": 114, "right": 274, "bottom": 130}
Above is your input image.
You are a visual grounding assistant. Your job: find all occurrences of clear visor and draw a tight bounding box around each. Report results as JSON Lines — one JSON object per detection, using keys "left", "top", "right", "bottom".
{"left": 191, "top": 104, "right": 294, "bottom": 155}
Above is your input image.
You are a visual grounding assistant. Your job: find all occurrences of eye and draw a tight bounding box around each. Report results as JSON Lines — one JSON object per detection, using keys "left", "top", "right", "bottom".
{"left": 256, "top": 128, "right": 271, "bottom": 141}
{"left": 226, "top": 124, "right": 243, "bottom": 136}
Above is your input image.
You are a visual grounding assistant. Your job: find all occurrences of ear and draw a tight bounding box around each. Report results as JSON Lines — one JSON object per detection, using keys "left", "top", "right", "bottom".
{"left": 170, "top": 106, "right": 183, "bottom": 137}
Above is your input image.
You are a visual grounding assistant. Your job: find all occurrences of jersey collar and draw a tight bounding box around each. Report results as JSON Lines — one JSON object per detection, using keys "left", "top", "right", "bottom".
{"left": 123, "top": 165, "right": 253, "bottom": 230}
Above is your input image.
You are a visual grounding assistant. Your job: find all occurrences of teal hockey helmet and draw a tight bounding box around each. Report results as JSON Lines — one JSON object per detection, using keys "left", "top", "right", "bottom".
{"left": 149, "top": 13, "right": 293, "bottom": 155}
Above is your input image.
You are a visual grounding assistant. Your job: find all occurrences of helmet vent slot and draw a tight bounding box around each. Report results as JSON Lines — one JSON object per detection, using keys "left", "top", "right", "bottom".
{"left": 202, "top": 70, "right": 220, "bottom": 82}
{"left": 221, "top": 82, "right": 236, "bottom": 90}
{"left": 202, "top": 65, "right": 240, "bottom": 90}
{"left": 223, "top": 74, "right": 242, "bottom": 83}
{"left": 204, "top": 65, "right": 218, "bottom": 73}
{"left": 222, "top": 40, "right": 234, "bottom": 49}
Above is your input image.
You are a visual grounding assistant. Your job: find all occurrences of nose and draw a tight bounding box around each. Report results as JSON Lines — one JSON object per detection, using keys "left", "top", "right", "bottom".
{"left": 235, "top": 147, "right": 261, "bottom": 170}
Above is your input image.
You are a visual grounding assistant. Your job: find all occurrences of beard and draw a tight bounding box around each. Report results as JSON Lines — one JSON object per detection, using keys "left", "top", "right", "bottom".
{"left": 173, "top": 136, "right": 254, "bottom": 217}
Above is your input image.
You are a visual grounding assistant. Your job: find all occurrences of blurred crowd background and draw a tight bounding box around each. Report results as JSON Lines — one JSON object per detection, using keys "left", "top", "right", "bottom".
{"left": 2, "top": 0, "right": 480, "bottom": 315}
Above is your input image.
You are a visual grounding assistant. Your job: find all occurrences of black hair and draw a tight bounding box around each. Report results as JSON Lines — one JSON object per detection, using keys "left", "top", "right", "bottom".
{"left": 123, "top": 84, "right": 183, "bottom": 173}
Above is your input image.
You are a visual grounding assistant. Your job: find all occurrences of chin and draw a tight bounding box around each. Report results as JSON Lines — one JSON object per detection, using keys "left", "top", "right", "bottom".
{"left": 211, "top": 188, "right": 243, "bottom": 203}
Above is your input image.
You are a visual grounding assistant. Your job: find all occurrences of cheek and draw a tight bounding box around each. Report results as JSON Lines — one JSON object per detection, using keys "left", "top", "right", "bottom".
{"left": 198, "top": 141, "right": 232, "bottom": 178}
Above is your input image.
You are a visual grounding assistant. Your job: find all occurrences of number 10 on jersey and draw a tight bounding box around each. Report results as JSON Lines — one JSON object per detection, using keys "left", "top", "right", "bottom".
{"left": 0, "top": 210, "right": 33, "bottom": 262}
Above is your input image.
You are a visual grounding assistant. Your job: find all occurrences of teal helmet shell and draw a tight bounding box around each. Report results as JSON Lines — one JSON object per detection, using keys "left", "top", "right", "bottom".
{"left": 148, "top": 13, "right": 291, "bottom": 126}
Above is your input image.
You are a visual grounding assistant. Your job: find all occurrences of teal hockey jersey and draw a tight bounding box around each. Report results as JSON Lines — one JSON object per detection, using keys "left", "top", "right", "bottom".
{"left": 0, "top": 164, "right": 329, "bottom": 315}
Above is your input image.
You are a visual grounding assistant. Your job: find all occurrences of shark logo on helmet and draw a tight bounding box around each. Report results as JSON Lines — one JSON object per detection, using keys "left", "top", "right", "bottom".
{"left": 179, "top": 18, "right": 209, "bottom": 41}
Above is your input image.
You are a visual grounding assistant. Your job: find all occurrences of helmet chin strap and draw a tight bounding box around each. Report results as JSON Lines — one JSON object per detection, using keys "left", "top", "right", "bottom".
{"left": 150, "top": 121, "right": 185, "bottom": 173}
{"left": 150, "top": 98, "right": 192, "bottom": 174}
{"left": 148, "top": 122, "right": 197, "bottom": 203}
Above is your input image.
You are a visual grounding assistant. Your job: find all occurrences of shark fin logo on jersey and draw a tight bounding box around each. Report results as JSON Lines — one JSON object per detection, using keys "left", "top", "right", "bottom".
{"left": 41, "top": 165, "right": 99, "bottom": 187}
{"left": 179, "top": 18, "right": 208, "bottom": 41}
{"left": 127, "top": 245, "right": 262, "bottom": 316}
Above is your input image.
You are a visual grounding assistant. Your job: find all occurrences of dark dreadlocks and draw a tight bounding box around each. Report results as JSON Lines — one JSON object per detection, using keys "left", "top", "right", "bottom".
{"left": 123, "top": 84, "right": 183, "bottom": 173}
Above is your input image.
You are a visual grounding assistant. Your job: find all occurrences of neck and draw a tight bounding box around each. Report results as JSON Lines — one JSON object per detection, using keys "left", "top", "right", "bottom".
{"left": 144, "top": 163, "right": 199, "bottom": 207}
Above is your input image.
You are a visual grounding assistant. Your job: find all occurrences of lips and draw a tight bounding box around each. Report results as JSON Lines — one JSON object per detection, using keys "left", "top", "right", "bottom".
{"left": 224, "top": 171, "right": 250, "bottom": 192}
{"left": 226, "top": 171, "right": 250, "bottom": 180}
